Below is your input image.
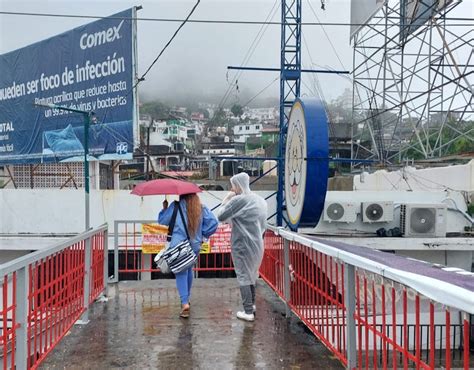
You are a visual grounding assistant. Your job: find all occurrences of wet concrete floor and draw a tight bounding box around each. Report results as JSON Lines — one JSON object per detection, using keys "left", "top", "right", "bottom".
{"left": 40, "top": 279, "right": 344, "bottom": 369}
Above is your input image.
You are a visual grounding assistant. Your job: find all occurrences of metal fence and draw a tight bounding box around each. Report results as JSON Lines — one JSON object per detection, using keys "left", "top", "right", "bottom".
{"left": 260, "top": 227, "right": 473, "bottom": 370}
{"left": 0, "top": 225, "right": 108, "bottom": 369}
{"left": 113, "top": 221, "right": 234, "bottom": 280}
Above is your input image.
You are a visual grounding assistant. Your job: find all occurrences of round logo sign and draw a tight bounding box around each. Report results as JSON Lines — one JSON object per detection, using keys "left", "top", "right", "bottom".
{"left": 285, "top": 101, "right": 307, "bottom": 225}
{"left": 284, "top": 98, "right": 329, "bottom": 229}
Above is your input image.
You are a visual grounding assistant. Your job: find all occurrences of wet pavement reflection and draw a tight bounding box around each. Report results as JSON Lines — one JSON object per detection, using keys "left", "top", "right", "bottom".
{"left": 40, "top": 279, "right": 343, "bottom": 369}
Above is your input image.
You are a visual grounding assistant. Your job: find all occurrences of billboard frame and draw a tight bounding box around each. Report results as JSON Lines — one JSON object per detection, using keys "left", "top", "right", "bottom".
{"left": 350, "top": 0, "right": 473, "bottom": 166}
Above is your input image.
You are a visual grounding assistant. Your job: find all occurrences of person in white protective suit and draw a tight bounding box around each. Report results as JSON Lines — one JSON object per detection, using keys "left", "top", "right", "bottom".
{"left": 217, "top": 173, "right": 267, "bottom": 322}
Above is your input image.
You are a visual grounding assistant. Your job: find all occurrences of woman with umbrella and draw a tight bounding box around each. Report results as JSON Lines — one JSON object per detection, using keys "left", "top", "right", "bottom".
{"left": 160, "top": 194, "right": 218, "bottom": 317}
{"left": 133, "top": 179, "right": 218, "bottom": 318}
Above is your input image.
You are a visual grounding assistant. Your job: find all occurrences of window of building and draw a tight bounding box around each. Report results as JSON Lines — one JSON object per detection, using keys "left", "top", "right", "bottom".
{"left": 245, "top": 126, "right": 250, "bottom": 130}
{"left": 255, "top": 125, "right": 260, "bottom": 130}
{"left": 239, "top": 127, "right": 242, "bottom": 131}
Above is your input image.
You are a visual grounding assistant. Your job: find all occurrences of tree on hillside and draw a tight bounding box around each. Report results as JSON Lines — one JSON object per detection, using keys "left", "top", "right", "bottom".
{"left": 199, "top": 109, "right": 210, "bottom": 119}
{"left": 231, "top": 104, "right": 243, "bottom": 117}
{"left": 140, "top": 101, "right": 171, "bottom": 120}
{"left": 404, "top": 119, "right": 474, "bottom": 159}
{"left": 209, "top": 107, "right": 227, "bottom": 127}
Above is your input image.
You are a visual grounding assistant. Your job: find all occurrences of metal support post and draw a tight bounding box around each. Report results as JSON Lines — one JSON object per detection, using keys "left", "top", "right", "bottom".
{"left": 283, "top": 237, "right": 291, "bottom": 318}
{"left": 142, "top": 255, "right": 151, "bottom": 281}
{"left": 33, "top": 103, "right": 92, "bottom": 230}
{"left": 113, "top": 221, "right": 119, "bottom": 283}
{"left": 84, "top": 112, "right": 90, "bottom": 231}
{"left": 103, "top": 229, "right": 109, "bottom": 297}
{"left": 79, "top": 236, "right": 92, "bottom": 324}
{"left": 344, "top": 263, "right": 357, "bottom": 370}
{"left": 15, "top": 267, "right": 28, "bottom": 370}
{"left": 277, "top": 0, "right": 302, "bottom": 226}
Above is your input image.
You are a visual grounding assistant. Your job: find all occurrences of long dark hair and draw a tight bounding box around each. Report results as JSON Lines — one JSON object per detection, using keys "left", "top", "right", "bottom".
{"left": 180, "top": 194, "right": 202, "bottom": 238}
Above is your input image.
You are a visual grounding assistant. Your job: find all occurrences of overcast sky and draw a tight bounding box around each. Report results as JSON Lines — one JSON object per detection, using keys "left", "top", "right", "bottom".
{"left": 1, "top": 1, "right": 353, "bottom": 106}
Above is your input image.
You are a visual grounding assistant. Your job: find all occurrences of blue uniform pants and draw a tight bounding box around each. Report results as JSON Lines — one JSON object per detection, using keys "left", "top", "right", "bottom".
{"left": 175, "top": 265, "right": 194, "bottom": 305}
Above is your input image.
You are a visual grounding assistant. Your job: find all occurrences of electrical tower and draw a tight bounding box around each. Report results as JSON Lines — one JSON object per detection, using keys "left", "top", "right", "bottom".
{"left": 351, "top": 0, "right": 473, "bottom": 167}
{"left": 277, "top": 0, "right": 302, "bottom": 226}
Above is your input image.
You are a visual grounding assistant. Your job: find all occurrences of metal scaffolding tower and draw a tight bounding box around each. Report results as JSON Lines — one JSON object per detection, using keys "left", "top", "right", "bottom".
{"left": 278, "top": 0, "right": 302, "bottom": 226}
{"left": 351, "top": 0, "right": 473, "bottom": 167}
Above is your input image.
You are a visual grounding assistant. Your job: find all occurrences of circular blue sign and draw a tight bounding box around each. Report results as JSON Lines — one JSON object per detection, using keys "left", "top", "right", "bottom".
{"left": 285, "top": 98, "right": 329, "bottom": 229}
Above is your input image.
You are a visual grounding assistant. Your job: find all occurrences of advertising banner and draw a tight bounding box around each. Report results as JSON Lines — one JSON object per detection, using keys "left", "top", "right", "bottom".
{"left": 0, "top": 8, "right": 136, "bottom": 164}
{"left": 141, "top": 223, "right": 169, "bottom": 254}
{"left": 209, "top": 224, "right": 232, "bottom": 253}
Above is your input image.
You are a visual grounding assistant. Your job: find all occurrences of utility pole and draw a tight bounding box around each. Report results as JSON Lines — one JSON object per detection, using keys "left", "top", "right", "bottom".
{"left": 146, "top": 120, "right": 152, "bottom": 180}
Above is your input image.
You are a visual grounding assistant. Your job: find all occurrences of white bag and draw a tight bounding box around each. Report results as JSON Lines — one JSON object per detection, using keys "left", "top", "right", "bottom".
{"left": 154, "top": 247, "right": 171, "bottom": 274}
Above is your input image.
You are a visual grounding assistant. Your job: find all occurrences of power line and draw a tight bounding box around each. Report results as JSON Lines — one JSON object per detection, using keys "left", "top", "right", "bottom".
{"left": 0, "top": 11, "right": 472, "bottom": 27}
{"left": 306, "top": 0, "right": 346, "bottom": 71}
{"left": 97, "top": 1, "right": 201, "bottom": 157}
{"left": 242, "top": 77, "right": 279, "bottom": 107}
{"left": 139, "top": 0, "right": 200, "bottom": 81}
{"left": 217, "top": 0, "right": 280, "bottom": 109}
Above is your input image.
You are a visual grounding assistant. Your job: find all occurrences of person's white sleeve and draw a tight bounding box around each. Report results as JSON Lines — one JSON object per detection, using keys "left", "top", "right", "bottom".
{"left": 217, "top": 196, "right": 245, "bottom": 222}
{"left": 221, "top": 191, "right": 236, "bottom": 205}
{"left": 217, "top": 200, "right": 234, "bottom": 222}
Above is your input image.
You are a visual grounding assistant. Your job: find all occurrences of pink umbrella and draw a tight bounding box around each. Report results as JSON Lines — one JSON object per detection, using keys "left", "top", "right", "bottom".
{"left": 130, "top": 179, "right": 202, "bottom": 196}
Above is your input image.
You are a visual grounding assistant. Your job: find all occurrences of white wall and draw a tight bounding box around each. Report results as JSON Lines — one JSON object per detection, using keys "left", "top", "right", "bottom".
{"left": 305, "top": 190, "right": 471, "bottom": 235}
{"left": 1, "top": 189, "right": 470, "bottom": 235}
{"left": 395, "top": 250, "right": 472, "bottom": 272}
{"left": 354, "top": 160, "right": 474, "bottom": 193}
{"left": 0, "top": 190, "right": 277, "bottom": 234}
{"left": 233, "top": 123, "right": 262, "bottom": 136}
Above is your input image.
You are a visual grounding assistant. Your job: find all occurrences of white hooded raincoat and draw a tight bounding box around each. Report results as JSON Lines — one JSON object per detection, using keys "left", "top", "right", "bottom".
{"left": 217, "top": 173, "right": 268, "bottom": 286}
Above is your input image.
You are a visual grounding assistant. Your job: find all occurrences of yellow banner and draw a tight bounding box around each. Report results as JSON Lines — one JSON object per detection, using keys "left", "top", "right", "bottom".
{"left": 200, "top": 241, "right": 211, "bottom": 254}
{"left": 142, "top": 223, "right": 168, "bottom": 254}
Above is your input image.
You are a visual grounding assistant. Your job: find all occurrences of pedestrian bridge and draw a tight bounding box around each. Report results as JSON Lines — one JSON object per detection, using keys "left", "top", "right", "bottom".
{"left": 0, "top": 224, "right": 473, "bottom": 369}
{"left": 39, "top": 279, "right": 343, "bottom": 369}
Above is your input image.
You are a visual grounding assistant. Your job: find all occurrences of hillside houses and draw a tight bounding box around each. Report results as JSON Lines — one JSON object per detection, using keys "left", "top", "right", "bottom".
{"left": 136, "top": 105, "right": 280, "bottom": 177}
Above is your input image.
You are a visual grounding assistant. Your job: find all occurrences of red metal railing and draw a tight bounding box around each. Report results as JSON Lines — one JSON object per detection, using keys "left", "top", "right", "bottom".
{"left": 0, "top": 225, "right": 107, "bottom": 369}
{"left": 90, "top": 232, "right": 106, "bottom": 303}
{"left": 1, "top": 273, "right": 18, "bottom": 370}
{"left": 259, "top": 227, "right": 473, "bottom": 370}
{"left": 112, "top": 221, "right": 473, "bottom": 369}
{"left": 28, "top": 241, "right": 86, "bottom": 367}
{"left": 260, "top": 229, "right": 284, "bottom": 297}
{"left": 114, "top": 221, "right": 235, "bottom": 278}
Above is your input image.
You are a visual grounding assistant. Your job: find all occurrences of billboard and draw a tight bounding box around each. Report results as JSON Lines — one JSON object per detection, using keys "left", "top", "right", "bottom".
{"left": 400, "top": 0, "right": 454, "bottom": 41}
{"left": 350, "top": 0, "right": 385, "bottom": 40}
{"left": 0, "top": 8, "right": 137, "bottom": 164}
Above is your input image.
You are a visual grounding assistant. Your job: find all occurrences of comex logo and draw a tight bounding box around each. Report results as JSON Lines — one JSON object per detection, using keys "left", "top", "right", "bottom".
{"left": 80, "top": 20, "right": 124, "bottom": 50}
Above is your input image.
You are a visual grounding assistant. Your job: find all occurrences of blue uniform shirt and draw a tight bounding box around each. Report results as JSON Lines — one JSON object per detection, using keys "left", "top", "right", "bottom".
{"left": 158, "top": 200, "right": 218, "bottom": 253}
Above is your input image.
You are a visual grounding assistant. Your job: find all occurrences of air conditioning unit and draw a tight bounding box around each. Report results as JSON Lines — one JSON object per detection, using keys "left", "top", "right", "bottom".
{"left": 400, "top": 204, "right": 447, "bottom": 237}
{"left": 362, "top": 201, "right": 394, "bottom": 223}
{"left": 323, "top": 202, "right": 358, "bottom": 223}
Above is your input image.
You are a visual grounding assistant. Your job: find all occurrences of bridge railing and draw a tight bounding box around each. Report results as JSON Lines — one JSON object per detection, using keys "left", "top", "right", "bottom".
{"left": 0, "top": 225, "right": 108, "bottom": 369}
{"left": 260, "top": 226, "right": 473, "bottom": 370}
{"left": 113, "top": 221, "right": 234, "bottom": 280}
